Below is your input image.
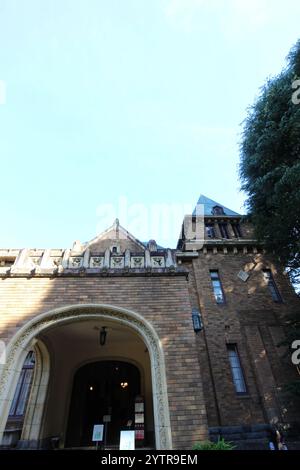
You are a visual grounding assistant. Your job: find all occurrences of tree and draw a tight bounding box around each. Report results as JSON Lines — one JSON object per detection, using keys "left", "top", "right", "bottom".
{"left": 240, "top": 39, "right": 300, "bottom": 287}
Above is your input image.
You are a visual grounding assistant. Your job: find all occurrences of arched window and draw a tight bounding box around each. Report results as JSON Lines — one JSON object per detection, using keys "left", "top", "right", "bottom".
{"left": 3, "top": 351, "right": 36, "bottom": 447}
{"left": 9, "top": 351, "right": 35, "bottom": 417}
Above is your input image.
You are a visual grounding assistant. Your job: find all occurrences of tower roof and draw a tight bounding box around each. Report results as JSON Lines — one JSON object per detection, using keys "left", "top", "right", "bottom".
{"left": 192, "top": 194, "right": 241, "bottom": 217}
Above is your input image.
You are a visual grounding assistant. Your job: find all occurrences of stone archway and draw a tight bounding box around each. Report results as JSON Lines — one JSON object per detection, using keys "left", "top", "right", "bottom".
{"left": 0, "top": 304, "right": 172, "bottom": 449}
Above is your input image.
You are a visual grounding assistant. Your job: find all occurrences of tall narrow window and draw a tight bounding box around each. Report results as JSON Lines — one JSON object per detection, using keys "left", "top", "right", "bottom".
{"left": 231, "top": 223, "right": 242, "bottom": 238}
{"left": 263, "top": 270, "right": 282, "bottom": 303}
{"left": 9, "top": 351, "right": 35, "bottom": 417}
{"left": 210, "top": 270, "right": 225, "bottom": 304}
{"left": 218, "top": 223, "right": 230, "bottom": 239}
{"left": 227, "top": 344, "right": 247, "bottom": 394}
{"left": 205, "top": 224, "right": 215, "bottom": 238}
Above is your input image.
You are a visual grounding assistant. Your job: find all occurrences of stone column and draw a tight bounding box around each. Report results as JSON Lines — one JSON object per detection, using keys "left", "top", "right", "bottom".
{"left": 166, "top": 249, "right": 175, "bottom": 268}
{"left": 10, "top": 248, "right": 29, "bottom": 273}
{"left": 83, "top": 249, "right": 90, "bottom": 269}
{"left": 124, "top": 249, "right": 131, "bottom": 269}
{"left": 145, "top": 249, "right": 151, "bottom": 268}
{"left": 104, "top": 248, "right": 110, "bottom": 268}
{"left": 61, "top": 249, "right": 70, "bottom": 269}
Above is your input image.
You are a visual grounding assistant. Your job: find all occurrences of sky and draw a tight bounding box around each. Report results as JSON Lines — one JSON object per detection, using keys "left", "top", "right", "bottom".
{"left": 0, "top": 0, "right": 300, "bottom": 248}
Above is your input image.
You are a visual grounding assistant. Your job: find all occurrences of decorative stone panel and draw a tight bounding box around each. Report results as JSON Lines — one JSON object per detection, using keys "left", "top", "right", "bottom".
{"left": 131, "top": 257, "right": 145, "bottom": 268}
{"left": 89, "top": 257, "right": 104, "bottom": 268}
{"left": 110, "top": 257, "right": 124, "bottom": 269}
{"left": 151, "top": 256, "right": 165, "bottom": 268}
{"left": 69, "top": 257, "right": 83, "bottom": 268}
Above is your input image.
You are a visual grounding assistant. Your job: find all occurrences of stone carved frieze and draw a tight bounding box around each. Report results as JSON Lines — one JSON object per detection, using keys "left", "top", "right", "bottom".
{"left": 151, "top": 256, "right": 165, "bottom": 268}
{"left": 69, "top": 257, "right": 83, "bottom": 268}
{"left": 110, "top": 257, "right": 124, "bottom": 269}
{"left": 131, "top": 257, "right": 145, "bottom": 268}
{"left": 89, "top": 257, "right": 104, "bottom": 268}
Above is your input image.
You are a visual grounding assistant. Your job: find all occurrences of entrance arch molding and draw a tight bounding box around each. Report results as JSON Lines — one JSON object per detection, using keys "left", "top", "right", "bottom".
{"left": 0, "top": 304, "right": 172, "bottom": 449}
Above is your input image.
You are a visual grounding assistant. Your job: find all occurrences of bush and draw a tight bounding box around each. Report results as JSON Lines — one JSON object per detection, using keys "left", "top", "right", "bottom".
{"left": 192, "top": 437, "right": 235, "bottom": 450}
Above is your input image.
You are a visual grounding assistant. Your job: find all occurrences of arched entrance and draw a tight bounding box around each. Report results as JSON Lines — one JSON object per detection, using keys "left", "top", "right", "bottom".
{"left": 0, "top": 304, "right": 172, "bottom": 449}
{"left": 66, "top": 361, "right": 141, "bottom": 447}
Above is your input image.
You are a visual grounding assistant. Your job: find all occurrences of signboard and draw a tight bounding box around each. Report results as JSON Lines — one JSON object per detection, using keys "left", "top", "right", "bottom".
{"left": 237, "top": 270, "right": 250, "bottom": 282}
{"left": 134, "top": 396, "right": 145, "bottom": 445}
{"left": 92, "top": 424, "right": 104, "bottom": 442}
{"left": 120, "top": 430, "right": 135, "bottom": 450}
{"left": 103, "top": 415, "right": 111, "bottom": 423}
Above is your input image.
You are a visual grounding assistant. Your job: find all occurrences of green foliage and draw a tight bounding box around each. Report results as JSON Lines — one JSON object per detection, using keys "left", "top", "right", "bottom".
{"left": 192, "top": 438, "right": 235, "bottom": 450}
{"left": 240, "top": 39, "right": 300, "bottom": 287}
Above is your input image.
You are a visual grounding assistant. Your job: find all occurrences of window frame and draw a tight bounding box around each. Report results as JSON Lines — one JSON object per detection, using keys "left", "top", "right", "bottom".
{"left": 212, "top": 205, "right": 225, "bottom": 216}
{"left": 262, "top": 269, "right": 283, "bottom": 303}
{"left": 8, "top": 351, "right": 35, "bottom": 419}
{"left": 210, "top": 270, "right": 226, "bottom": 304}
{"left": 218, "top": 222, "right": 230, "bottom": 239}
{"left": 205, "top": 224, "right": 216, "bottom": 238}
{"left": 231, "top": 223, "right": 242, "bottom": 238}
{"left": 226, "top": 344, "right": 248, "bottom": 395}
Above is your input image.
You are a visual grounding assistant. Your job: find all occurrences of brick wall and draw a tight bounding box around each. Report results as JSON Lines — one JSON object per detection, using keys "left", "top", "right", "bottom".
{"left": 0, "top": 274, "right": 208, "bottom": 449}
{"left": 182, "top": 250, "right": 300, "bottom": 430}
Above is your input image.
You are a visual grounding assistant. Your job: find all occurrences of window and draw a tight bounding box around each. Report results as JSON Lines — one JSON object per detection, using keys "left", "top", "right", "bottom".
{"left": 212, "top": 205, "right": 225, "bottom": 215}
{"left": 263, "top": 270, "right": 282, "bottom": 303}
{"left": 218, "top": 223, "right": 230, "bottom": 239}
{"left": 205, "top": 224, "right": 215, "bottom": 238}
{"left": 0, "top": 258, "right": 15, "bottom": 267}
{"left": 210, "top": 270, "right": 225, "bottom": 304}
{"left": 9, "top": 351, "right": 35, "bottom": 417}
{"left": 231, "top": 223, "right": 242, "bottom": 238}
{"left": 227, "top": 344, "right": 247, "bottom": 394}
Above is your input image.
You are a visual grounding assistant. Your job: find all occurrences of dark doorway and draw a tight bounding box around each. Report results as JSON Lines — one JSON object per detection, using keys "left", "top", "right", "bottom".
{"left": 65, "top": 361, "right": 140, "bottom": 447}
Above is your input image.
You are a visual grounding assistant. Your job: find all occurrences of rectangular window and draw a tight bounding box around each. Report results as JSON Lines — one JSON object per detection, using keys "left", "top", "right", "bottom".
{"left": 210, "top": 270, "right": 225, "bottom": 304}
{"left": 231, "top": 223, "right": 242, "bottom": 238}
{"left": 263, "top": 270, "right": 282, "bottom": 303}
{"left": 205, "top": 224, "right": 215, "bottom": 238}
{"left": 218, "top": 223, "right": 229, "bottom": 239}
{"left": 227, "top": 344, "right": 247, "bottom": 394}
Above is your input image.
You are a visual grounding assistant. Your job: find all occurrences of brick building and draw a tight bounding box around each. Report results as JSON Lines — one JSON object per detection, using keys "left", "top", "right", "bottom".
{"left": 0, "top": 195, "right": 299, "bottom": 450}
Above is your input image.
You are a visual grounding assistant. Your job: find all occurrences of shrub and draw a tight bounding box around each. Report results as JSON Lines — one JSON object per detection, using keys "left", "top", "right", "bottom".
{"left": 192, "top": 437, "right": 235, "bottom": 450}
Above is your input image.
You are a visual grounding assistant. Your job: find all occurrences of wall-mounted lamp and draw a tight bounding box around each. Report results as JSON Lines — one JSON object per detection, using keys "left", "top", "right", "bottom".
{"left": 192, "top": 308, "right": 203, "bottom": 332}
{"left": 100, "top": 327, "right": 107, "bottom": 346}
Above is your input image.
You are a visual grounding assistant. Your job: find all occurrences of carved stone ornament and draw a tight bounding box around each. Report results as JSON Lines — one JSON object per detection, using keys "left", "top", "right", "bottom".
{"left": 151, "top": 256, "right": 165, "bottom": 268}
{"left": 90, "top": 257, "right": 104, "bottom": 268}
{"left": 110, "top": 257, "right": 124, "bottom": 268}
{"left": 69, "top": 257, "right": 83, "bottom": 268}
{"left": 131, "top": 257, "right": 144, "bottom": 268}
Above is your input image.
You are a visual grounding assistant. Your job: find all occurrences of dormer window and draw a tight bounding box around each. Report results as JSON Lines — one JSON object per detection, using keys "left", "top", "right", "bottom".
{"left": 212, "top": 205, "right": 225, "bottom": 216}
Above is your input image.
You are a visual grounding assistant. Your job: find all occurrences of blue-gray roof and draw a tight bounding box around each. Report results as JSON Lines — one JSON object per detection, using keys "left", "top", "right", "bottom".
{"left": 192, "top": 194, "right": 241, "bottom": 217}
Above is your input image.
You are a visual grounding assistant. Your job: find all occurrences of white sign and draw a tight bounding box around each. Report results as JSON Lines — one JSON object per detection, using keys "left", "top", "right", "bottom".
{"left": 103, "top": 415, "right": 111, "bottom": 423}
{"left": 92, "top": 424, "right": 104, "bottom": 442}
{"left": 120, "top": 430, "right": 135, "bottom": 450}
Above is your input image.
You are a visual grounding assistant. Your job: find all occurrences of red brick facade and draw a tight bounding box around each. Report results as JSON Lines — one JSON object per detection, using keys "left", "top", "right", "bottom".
{"left": 0, "top": 208, "right": 299, "bottom": 450}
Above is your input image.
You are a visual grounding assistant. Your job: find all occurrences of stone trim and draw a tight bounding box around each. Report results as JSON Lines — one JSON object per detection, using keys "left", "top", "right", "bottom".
{"left": 0, "top": 304, "right": 172, "bottom": 450}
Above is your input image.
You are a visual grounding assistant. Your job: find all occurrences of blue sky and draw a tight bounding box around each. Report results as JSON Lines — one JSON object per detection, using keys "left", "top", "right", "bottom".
{"left": 0, "top": 0, "right": 300, "bottom": 248}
